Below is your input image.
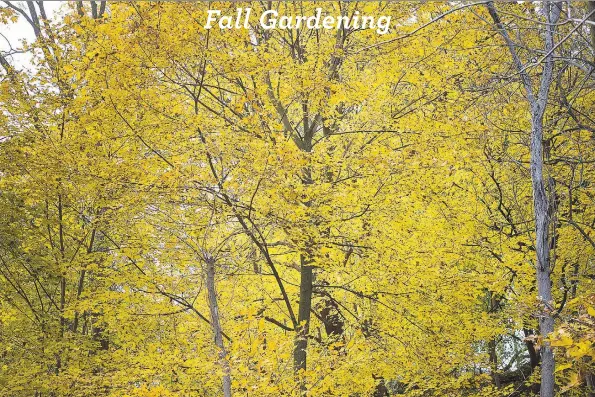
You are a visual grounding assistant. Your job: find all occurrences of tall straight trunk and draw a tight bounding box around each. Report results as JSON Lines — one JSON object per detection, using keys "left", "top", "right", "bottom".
{"left": 57, "top": 193, "right": 66, "bottom": 380}
{"left": 530, "top": 4, "right": 560, "bottom": 396}
{"left": 294, "top": 254, "right": 313, "bottom": 387}
{"left": 205, "top": 255, "right": 232, "bottom": 397}
{"left": 487, "top": 3, "right": 560, "bottom": 395}
{"left": 293, "top": 110, "right": 315, "bottom": 395}
{"left": 531, "top": 109, "right": 555, "bottom": 397}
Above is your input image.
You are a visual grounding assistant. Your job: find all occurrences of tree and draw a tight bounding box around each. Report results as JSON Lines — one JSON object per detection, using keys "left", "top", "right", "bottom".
{"left": 2, "top": 2, "right": 595, "bottom": 396}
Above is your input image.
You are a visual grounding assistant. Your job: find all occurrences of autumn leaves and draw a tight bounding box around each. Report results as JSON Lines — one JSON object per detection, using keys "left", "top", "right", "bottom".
{"left": 1, "top": 1, "right": 595, "bottom": 396}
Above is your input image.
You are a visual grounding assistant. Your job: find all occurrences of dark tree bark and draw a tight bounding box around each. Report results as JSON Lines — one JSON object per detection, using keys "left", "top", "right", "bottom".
{"left": 294, "top": 254, "right": 314, "bottom": 394}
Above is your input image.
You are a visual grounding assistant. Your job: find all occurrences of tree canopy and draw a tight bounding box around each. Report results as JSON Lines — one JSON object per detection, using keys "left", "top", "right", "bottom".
{"left": 1, "top": 1, "right": 594, "bottom": 396}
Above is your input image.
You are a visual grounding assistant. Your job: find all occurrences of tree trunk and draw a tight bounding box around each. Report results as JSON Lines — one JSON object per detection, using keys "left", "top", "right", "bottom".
{"left": 488, "top": 339, "right": 501, "bottom": 388}
{"left": 531, "top": 107, "right": 555, "bottom": 397}
{"left": 523, "top": 328, "right": 540, "bottom": 370}
{"left": 293, "top": 118, "right": 315, "bottom": 394}
{"left": 585, "top": 371, "right": 595, "bottom": 397}
{"left": 588, "top": 2, "right": 595, "bottom": 58}
{"left": 488, "top": 292, "right": 502, "bottom": 388}
{"left": 205, "top": 254, "right": 232, "bottom": 397}
{"left": 530, "top": 4, "right": 561, "bottom": 395}
{"left": 487, "top": 3, "right": 560, "bottom": 395}
{"left": 294, "top": 254, "right": 313, "bottom": 395}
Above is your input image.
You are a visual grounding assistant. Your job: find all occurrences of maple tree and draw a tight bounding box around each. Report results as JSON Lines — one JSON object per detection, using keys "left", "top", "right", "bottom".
{"left": 0, "top": 1, "right": 594, "bottom": 397}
